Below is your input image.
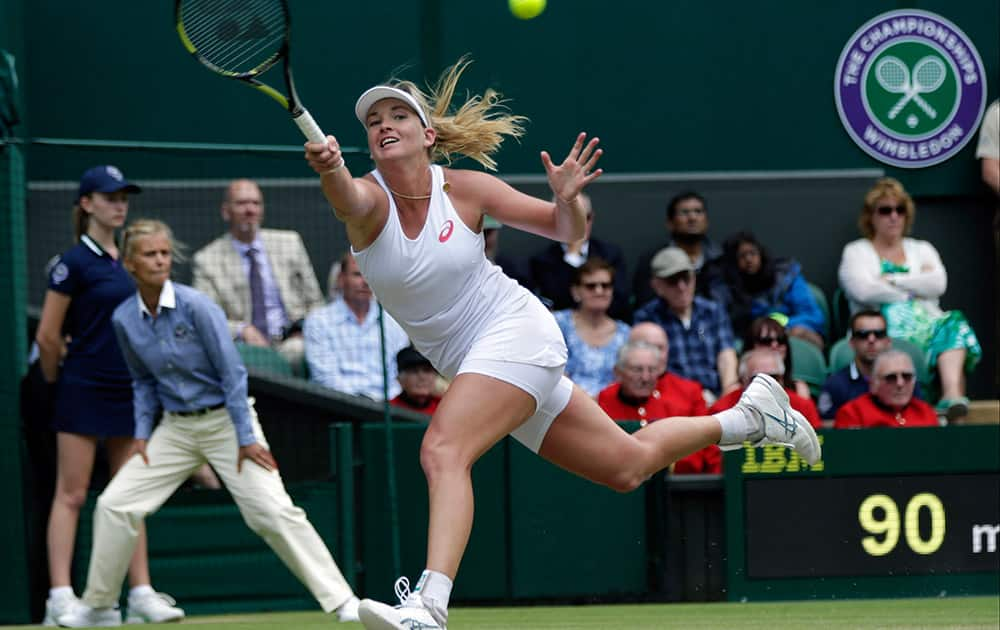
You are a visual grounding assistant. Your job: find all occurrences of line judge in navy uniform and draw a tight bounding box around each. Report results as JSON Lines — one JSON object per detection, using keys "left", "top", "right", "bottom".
{"left": 34, "top": 166, "right": 183, "bottom": 625}
{"left": 57, "top": 219, "right": 360, "bottom": 627}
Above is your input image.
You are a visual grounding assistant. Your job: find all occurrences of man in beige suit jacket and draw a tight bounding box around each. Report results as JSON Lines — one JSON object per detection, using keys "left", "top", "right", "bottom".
{"left": 193, "top": 179, "right": 323, "bottom": 367}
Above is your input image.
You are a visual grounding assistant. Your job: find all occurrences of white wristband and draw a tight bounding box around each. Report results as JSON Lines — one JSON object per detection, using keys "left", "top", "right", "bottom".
{"left": 323, "top": 159, "right": 345, "bottom": 175}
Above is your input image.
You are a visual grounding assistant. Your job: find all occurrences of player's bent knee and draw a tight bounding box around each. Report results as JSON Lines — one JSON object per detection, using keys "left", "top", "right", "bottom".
{"left": 419, "top": 430, "right": 472, "bottom": 482}
{"left": 605, "top": 470, "right": 646, "bottom": 494}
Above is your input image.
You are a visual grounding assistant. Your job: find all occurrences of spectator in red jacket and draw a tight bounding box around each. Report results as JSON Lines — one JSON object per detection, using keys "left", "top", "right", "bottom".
{"left": 598, "top": 339, "right": 720, "bottom": 474}
{"left": 835, "top": 349, "right": 938, "bottom": 429}
{"left": 596, "top": 341, "right": 671, "bottom": 423}
{"left": 710, "top": 348, "right": 822, "bottom": 428}
{"left": 390, "top": 346, "right": 442, "bottom": 415}
{"left": 629, "top": 322, "right": 709, "bottom": 417}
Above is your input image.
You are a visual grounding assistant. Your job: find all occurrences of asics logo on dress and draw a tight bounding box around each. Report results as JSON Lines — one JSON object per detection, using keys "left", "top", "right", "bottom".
{"left": 438, "top": 220, "right": 454, "bottom": 243}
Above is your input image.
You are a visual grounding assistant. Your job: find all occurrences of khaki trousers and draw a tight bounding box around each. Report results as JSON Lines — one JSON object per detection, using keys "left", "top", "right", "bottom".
{"left": 81, "top": 404, "right": 354, "bottom": 612}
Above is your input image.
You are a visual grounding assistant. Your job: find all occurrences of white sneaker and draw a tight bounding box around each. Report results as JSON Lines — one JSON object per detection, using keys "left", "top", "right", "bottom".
{"left": 124, "top": 591, "right": 184, "bottom": 624}
{"left": 56, "top": 602, "right": 122, "bottom": 627}
{"left": 336, "top": 595, "right": 361, "bottom": 623}
{"left": 724, "top": 373, "right": 822, "bottom": 465}
{"left": 358, "top": 577, "right": 446, "bottom": 629}
{"left": 43, "top": 591, "right": 79, "bottom": 626}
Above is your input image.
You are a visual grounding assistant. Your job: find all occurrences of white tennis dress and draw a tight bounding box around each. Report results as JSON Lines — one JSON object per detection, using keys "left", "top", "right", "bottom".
{"left": 352, "top": 165, "right": 573, "bottom": 450}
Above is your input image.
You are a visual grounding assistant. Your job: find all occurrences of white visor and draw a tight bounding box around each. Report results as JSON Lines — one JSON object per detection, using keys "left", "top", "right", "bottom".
{"left": 355, "top": 86, "right": 429, "bottom": 128}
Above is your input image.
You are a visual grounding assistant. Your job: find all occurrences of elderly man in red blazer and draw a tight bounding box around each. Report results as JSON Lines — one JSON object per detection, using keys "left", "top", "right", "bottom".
{"left": 835, "top": 349, "right": 939, "bottom": 429}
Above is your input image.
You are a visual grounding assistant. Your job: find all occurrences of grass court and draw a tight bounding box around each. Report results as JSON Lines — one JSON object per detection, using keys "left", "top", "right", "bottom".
{"left": 4, "top": 596, "right": 996, "bottom": 629}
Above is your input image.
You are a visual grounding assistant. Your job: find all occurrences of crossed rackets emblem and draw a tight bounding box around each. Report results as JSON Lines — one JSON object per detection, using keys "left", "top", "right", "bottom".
{"left": 874, "top": 55, "right": 946, "bottom": 121}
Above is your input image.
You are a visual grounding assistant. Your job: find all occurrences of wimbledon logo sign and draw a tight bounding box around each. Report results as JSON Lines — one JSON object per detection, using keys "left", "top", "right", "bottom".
{"left": 834, "top": 9, "right": 986, "bottom": 168}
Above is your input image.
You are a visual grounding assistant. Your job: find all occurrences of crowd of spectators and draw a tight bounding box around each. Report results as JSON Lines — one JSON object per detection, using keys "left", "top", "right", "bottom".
{"left": 182, "top": 163, "right": 991, "bottom": 451}
{"left": 44, "top": 100, "right": 992, "bottom": 479}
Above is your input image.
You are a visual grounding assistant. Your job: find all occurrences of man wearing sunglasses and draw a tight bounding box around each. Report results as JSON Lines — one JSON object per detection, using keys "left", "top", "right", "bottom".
{"left": 818, "top": 310, "right": 891, "bottom": 418}
{"left": 834, "top": 349, "right": 938, "bottom": 428}
{"left": 818, "top": 310, "right": 922, "bottom": 419}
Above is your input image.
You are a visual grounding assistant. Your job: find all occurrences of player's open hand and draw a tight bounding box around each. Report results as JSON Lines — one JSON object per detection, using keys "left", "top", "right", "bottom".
{"left": 541, "top": 132, "right": 603, "bottom": 203}
{"left": 304, "top": 135, "right": 345, "bottom": 175}
{"left": 239, "top": 442, "right": 278, "bottom": 473}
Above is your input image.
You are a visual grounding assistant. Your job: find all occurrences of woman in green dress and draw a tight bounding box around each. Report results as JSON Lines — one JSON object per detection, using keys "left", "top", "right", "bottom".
{"left": 837, "top": 177, "right": 980, "bottom": 421}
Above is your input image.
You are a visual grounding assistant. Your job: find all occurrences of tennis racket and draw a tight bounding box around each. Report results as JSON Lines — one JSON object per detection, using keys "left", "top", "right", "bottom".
{"left": 175, "top": 0, "right": 325, "bottom": 142}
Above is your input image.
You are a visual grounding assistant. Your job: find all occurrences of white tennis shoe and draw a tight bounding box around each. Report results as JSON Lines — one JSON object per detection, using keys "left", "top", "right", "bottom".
{"left": 358, "top": 577, "right": 446, "bottom": 630}
{"left": 43, "top": 591, "right": 79, "bottom": 627}
{"left": 336, "top": 596, "right": 361, "bottom": 623}
{"left": 56, "top": 602, "right": 122, "bottom": 627}
{"left": 124, "top": 590, "right": 184, "bottom": 624}
{"left": 722, "top": 373, "right": 822, "bottom": 465}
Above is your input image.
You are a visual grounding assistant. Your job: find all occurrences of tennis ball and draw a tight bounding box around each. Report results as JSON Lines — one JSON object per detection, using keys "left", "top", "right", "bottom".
{"left": 509, "top": 0, "right": 546, "bottom": 20}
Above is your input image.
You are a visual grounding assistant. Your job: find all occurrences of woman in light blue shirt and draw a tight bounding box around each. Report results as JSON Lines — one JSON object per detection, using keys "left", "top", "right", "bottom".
{"left": 58, "top": 219, "right": 360, "bottom": 627}
{"left": 553, "top": 257, "right": 630, "bottom": 397}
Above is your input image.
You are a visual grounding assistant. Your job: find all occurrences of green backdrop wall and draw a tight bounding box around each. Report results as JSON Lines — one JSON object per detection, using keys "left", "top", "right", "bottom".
{"left": 11, "top": 0, "right": 999, "bottom": 193}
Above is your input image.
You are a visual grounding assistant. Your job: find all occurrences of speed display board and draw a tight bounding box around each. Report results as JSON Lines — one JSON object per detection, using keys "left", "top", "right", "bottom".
{"left": 725, "top": 425, "right": 999, "bottom": 600}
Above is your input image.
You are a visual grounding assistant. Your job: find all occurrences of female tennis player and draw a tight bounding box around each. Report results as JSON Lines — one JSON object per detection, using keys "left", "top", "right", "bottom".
{"left": 304, "top": 58, "right": 820, "bottom": 630}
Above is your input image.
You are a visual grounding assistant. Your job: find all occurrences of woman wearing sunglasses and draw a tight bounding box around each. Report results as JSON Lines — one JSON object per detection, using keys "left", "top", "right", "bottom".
{"left": 743, "top": 316, "right": 813, "bottom": 400}
{"left": 838, "top": 177, "right": 981, "bottom": 421}
{"left": 553, "top": 257, "right": 631, "bottom": 397}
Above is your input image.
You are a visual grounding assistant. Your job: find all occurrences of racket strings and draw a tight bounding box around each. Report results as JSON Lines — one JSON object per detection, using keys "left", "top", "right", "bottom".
{"left": 180, "top": 0, "right": 287, "bottom": 74}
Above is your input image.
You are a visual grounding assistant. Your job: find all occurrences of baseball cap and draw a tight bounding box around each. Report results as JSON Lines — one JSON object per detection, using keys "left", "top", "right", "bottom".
{"left": 77, "top": 165, "right": 141, "bottom": 201}
{"left": 650, "top": 247, "right": 695, "bottom": 278}
{"left": 355, "top": 85, "right": 430, "bottom": 128}
{"left": 396, "top": 346, "right": 433, "bottom": 372}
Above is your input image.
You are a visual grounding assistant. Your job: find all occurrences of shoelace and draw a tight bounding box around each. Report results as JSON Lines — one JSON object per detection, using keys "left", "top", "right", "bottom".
{"left": 394, "top": 576, "right": 443, "bottom": 628}
{"left": 394, "top": 576, "right": 415, "bottom": 607}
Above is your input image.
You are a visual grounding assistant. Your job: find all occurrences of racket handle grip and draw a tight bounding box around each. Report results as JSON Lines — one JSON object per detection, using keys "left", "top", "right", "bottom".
{"left": 294, "top": 109, "right": 326, "bottom": 144}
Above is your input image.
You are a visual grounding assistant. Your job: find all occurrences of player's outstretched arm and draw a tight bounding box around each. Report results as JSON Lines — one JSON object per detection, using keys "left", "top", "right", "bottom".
{"left": 542, "top": 132, "right": 603, "bottom": 243}
{"left": 304, "top": 136, "right": 381, "bottom": 223}
{"left": 472, "top": 132, "right": 603, "bottom": 243}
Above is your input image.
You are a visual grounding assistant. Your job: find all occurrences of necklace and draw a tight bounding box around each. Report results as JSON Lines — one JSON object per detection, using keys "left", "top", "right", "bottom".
{"left": 387, "top": 180, "right": 450, "bottom": 200}
{"left": 387, "top": 187, "right": 431, "bottom": 200}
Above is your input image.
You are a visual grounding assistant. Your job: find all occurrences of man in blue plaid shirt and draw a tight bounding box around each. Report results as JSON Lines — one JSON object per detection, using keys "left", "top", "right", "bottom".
{"left": 634, "top": 247, "right": 739, "bottom": 401}
{"left": 304, "top": 253, "right": 409, "bottom": 400}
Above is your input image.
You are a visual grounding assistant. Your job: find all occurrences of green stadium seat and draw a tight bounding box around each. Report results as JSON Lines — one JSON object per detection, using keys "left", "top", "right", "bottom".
{"left": 831, "top": 287, "right": 851, "bottom": 340}
{"left": 806, "top": 282, "right": 831, "bottom": 341}
{"left": 236, "top": 343, "right": 293, "bottom": 377}
{"left": 789, "top": 336, "right": 828, "bottom": 397}
{"left": 828, "top": 337, "right": 855, "bottom": 373}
